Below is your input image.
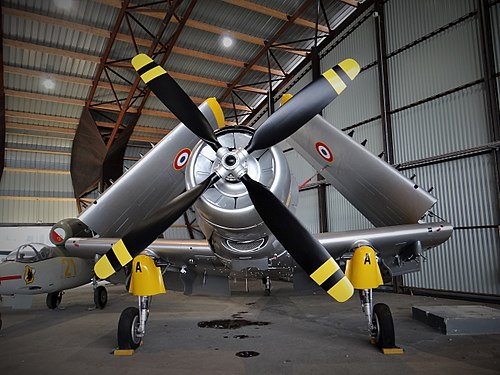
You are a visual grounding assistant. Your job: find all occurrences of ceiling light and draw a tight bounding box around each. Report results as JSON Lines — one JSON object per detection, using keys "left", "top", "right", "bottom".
{"left": 221, "top": 35, "right": 234, "bottom": 48}
{"left": 42, "top": 78, "right": 56, "bottom": 90}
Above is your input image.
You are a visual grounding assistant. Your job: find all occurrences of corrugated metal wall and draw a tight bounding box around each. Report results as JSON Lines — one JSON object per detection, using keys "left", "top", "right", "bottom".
{"left": 384, "top": 0, "right": 500, "bottom": 295}
{"left": 277, "top": 0, "right": 500, "bottom": 296}
{"left": 0, "top": 131, "right": 77, "bottom": 224}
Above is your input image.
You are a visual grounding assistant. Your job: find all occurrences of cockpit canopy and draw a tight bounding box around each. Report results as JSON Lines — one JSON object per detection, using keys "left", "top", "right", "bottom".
{"left": 3, "top": 243, "right": 60, "bottom": 263}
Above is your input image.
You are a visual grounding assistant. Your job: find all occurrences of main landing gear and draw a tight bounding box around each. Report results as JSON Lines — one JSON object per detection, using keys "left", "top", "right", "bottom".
{"left": 117, "top": 296, "right": 151, "bottom": 350}
{"left": 345, "top": 245, "right": 403, "bottom": 354}
{"left": 92, "top": 255, "right": 108, "bottom": 309}
{"left": 46, "top": 291, "right": 63, "bottom": 309}
{"left": 262, "top": 275, "right": 271, "bottom": 296}
{"left": 358, "top": 289, "right": 401, "bottom": 354}
{"left": 114, "top": 254, "right": 165, "bottom": 354}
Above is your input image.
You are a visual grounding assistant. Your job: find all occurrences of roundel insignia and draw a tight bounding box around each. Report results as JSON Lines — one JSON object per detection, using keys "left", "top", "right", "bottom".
{"left": 315, "top": 142, "right": 334, "bottom": 163}
{"left": 173, "top": 148, "right": 191, "bottom": 170}
{"left": 51, "top": 227, "right": 65, "bottom": 244}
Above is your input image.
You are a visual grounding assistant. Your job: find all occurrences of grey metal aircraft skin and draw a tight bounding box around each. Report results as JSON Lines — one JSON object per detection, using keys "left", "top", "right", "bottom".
{"left": 60, "top": 98, "right": 453, "bottom": 296}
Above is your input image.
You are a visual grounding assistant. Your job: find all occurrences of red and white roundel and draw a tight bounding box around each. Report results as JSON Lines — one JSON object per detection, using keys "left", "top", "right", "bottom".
{"left": 51, "top": 227, "right": 65, "bottom": 244}
{"left": 173, "top": 148, "right": 191, "bottom": 170}
{"left": 315, "top": 142, "right": 334, "bottom": 163}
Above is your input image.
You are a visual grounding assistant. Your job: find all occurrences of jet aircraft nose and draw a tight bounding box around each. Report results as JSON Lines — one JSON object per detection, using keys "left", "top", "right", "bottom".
{"left": 0, "top": 262, "right": 23, "bottom": 294}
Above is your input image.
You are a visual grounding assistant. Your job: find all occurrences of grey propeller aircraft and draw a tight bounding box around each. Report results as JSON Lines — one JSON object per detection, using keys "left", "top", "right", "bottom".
{"left": 43, "top": 54, "right": 451, "bottom": 354}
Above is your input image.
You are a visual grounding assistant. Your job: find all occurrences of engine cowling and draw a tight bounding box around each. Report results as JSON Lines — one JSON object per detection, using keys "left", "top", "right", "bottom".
{"left": 185, "top": 126, "right": 298, "bottom": 267}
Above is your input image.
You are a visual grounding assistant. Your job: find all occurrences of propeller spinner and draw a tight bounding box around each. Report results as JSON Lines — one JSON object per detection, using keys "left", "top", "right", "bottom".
{"left": 94, "top": 53, "right": 360, "bottom": 302}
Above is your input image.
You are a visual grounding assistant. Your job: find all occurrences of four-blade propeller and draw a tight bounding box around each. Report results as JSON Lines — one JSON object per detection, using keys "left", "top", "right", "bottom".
{"left": 94, "top": 53, "right": 360, "bottom": 302}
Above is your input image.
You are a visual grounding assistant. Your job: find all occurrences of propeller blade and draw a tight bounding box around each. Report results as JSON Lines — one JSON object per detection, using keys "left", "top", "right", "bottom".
{"left": 240, "top": 174, "right": 353, "bottom": 302}
{"left": 94, "top": 173, "right": 219, "bottom": 279}
{"left": 132, "top": 54, "right": 222, "bottom": 151}
{"left": 246, "top": 58, "right": 360, "bottom": 153}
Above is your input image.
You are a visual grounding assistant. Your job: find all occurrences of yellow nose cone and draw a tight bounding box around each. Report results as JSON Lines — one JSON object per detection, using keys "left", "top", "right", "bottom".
{"left": 345, "top": 246, "right": 384, "bottom": 290}
{"left": 128, "top": 255, "right": 166, "bottom": 296}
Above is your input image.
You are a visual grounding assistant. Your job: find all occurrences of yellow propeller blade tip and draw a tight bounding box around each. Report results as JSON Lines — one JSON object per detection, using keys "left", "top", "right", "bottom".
{"left": 327, "top": 276, "right": 354, "bottom": 302}
{"left": 94, "top": 256, "right": 116, "bottom": 280}
{"left": 339, "top": 58, "right": 361, "bottom": 80}
{"left": 205, "top": 97, "right": 225, "bottom": 128}
{"left": 280, "top": 93, "right": 293, "bottom": 106}
{"left": 132, "top": 53, "right": 153, "bottom": 71}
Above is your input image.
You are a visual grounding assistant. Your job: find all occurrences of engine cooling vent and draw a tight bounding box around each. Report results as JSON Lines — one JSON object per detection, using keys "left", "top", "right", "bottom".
{"left": 226, "top": 238, "right": 266, "bottom": 252}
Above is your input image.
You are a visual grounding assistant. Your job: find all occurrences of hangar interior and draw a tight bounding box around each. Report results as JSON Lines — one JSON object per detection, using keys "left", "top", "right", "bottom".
{"left": 0, "top": 0, "right": 499, "bottom": 302}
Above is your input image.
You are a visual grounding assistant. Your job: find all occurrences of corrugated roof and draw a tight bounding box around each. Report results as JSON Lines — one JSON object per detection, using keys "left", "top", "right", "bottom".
{"left": 1, "top": 0, "right": 358, "bottom": 209}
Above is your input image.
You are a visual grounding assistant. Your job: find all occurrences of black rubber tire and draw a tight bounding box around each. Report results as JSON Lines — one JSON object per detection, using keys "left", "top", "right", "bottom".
{"left": 117, "top": 307, "right": 142, "bottom": 350}
{"left": 94, "top": 286, "right": 108, "bottom": 309}
{"left": 0, "top": 312, "right": 2, "bottom": 331}
{"left": 372, "top": 303, "right": 396, "bottom": 349}
{"left": 46, "top": 291, "right": 62, "bottom": 309}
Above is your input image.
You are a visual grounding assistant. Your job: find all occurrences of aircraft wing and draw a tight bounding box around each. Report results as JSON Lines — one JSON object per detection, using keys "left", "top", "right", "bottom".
{"left": 65, "top": 237, "right": 214, "bottom": 264}
{"left": 287, "top": 115, "right": 437, "bottom": 227}
{"left": 66, "top": 220, "right": 451, "bottom": 276}
{"left": 78, "top": 99, "right": 223, "bottom": 237}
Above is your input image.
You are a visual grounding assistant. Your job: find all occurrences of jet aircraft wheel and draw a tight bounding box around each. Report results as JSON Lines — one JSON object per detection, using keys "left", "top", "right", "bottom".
{"left": 94, "top": 285, "right": 108, "bottom": 309}
{"left": 117, "top": 307, "right": 142, "bottom": 350}
{"left": 371, "top": 303, "right": 395, "bottom": 349}
{"left": 46, "top": 291, "right": 63, "bottom": 309}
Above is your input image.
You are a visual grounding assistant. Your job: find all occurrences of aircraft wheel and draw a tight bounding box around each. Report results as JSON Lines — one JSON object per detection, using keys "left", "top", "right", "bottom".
{"left": 117, "top": 307, "right": 142, "bottom": 350}
{"left": 46, "top": 291, "right": 63, "bottom": 309}
{"left": 94, "top": 286, "right": 108, "bottom": 309}
{"left": 372, "top": 303, "right": 395, "bottom": 349}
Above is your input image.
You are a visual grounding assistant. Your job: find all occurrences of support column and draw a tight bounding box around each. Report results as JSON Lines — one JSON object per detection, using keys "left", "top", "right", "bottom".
{"left": 478, "top": 0, "right": 500, "bottom": 223}
{"left": 0, "top": 5, "right": 5, "bottom": 183}
{"left": 311, "top": 46, "right": 329, "bottom": 233}
{"left": 374, "top": 0, "right": 401, "bottom": 292}
{"left": 374, "top": 0, "right": 394, "bottom": 165}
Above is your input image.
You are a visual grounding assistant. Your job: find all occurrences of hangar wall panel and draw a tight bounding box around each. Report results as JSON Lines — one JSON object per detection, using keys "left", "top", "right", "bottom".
{"left": 402, "top": 154, "right": 498, "bottom": 228}
{"left": 385, "top": 0, "right": 478, "bottom": 53}
{"left": 404, "top": 227, "right": 500, "bottom": 295}
{"left": 1, "top": 128, "right": 75, "bottom": 222}
{"left": 0, "top": 199, "right": 77, "bottom": 224}
{"left": 295, "top": 188, "right": 320, "bottom": 234}
{"left": 492, "top": 2, "right": 500, "bottom": 72}
{"left": 385, "top": 0, "right": 500, "bottom": 295}
{"left": 326, "top": 186, "right": 373, "bottom": 232}
{"left": 388, "top": 16, "right": 483, "bottom": 110}
{"left": 392, "top": 83, "right": 490, "bottom": 163}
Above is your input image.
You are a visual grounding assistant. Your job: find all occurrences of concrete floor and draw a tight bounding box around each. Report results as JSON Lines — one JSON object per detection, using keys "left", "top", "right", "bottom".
{"left": 1, "top": 281, "right": 499, "bottom": 375}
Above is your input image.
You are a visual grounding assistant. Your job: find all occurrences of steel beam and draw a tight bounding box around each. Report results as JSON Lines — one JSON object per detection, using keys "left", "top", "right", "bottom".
{"left": 374, "top": 0, "right": 393, "bottom": 165}
{"left": 0, "top": 5, "right": 5, "bottom": 183}
{"left": 219, "top": 0, "right": 318, "bottom": 103}
{"left": 311, "top": 46, "right": 328, "bottom": 233}
{"left": 478, "top": 0, "right": 500, "bottom": 224}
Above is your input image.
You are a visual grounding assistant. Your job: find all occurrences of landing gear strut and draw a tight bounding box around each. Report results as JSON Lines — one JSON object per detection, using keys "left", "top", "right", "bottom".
{"left": 46, "top": 291, "right": 63, "bottom": 309}
{"left": 262, "top": 276, "right": 271, "bottom": 296}
{"left": 117, "top": 296, "right": 151, "bottom": 350}
{"left": 92, "top": 255, "right": 108, "bottom": 309}
{"left": 92, "top": 275, "right": 107, "bottom": 309}
{"left": 358, "top": 289, "right": 401, "bottom": 354}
